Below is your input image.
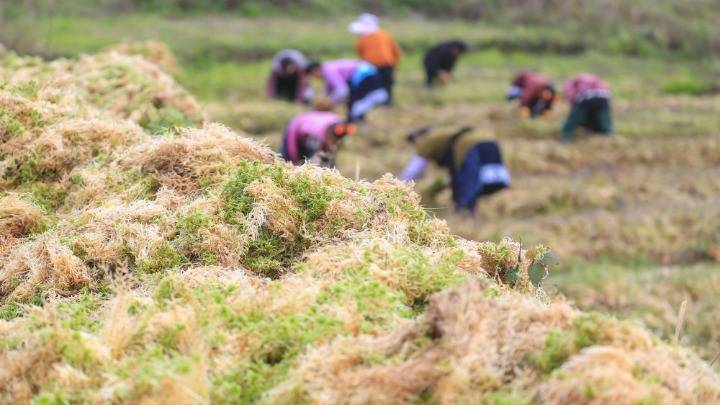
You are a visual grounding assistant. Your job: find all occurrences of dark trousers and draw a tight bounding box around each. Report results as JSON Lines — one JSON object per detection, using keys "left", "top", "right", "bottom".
{"left": 275, "top": 74, "right": 299, "bottom": 102}
{"left": 425, "top": 67, "right": 438, "bottom": 87}
{"left": 376, "top": 66, "right": 395, "bottom": 105}
{"left": 562, "top": 97, "right": 613, "bottom": 142}
{"left": 451, "top": 142, "right": 509, "bottom": 212}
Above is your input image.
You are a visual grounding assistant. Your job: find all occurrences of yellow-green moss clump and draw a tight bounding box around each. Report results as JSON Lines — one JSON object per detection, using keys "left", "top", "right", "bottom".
{"left": 1, "top": 44, "right": 718, "bottom": 404}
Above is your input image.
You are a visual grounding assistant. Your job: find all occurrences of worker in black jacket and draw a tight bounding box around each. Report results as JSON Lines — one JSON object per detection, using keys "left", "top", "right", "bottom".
{"left": 423, "top": 40, "right": 468, "bottom": 87}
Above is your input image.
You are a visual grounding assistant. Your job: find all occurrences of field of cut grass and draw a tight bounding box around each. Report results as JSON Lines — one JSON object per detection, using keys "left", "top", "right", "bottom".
{"left": 11, "top": 14, "right": 718, "bottom": 363}
{"left": 1, "top": 11, "right": 720, "bottom": 403}
{"left": 5, "top": 43, "right": 718, "bottom": 403}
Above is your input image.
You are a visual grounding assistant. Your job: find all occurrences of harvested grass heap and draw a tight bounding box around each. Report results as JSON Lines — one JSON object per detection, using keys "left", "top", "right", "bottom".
{"left": 108, "top": 40, "right": 180, "bottom": 75}
{"left": 0, "top": 44, "right": 718, "bottom": 404}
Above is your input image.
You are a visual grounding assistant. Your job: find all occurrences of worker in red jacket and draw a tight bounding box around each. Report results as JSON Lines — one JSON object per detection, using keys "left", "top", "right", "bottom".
{"left": 507, "top": 71, "right": 556, "bottom": 118}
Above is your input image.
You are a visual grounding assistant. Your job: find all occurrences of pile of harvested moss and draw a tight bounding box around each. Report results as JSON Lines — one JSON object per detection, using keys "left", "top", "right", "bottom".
{"left": 1, "top": 45, "right": 718, "bottom": 404}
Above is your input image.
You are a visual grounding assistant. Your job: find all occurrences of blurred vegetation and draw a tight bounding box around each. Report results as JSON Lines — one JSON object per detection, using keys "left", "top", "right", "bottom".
{"left": 1, "top": 0, "right": 720, "bottom": 370}
{"left": 1, "top": 0, "right": 719, "bottom": 58}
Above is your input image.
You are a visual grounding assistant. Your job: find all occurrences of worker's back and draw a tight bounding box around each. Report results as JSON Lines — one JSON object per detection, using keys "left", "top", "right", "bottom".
{"left": 357, "top": 29, "right": 400, "bottom": 68}
{"left": 414, "top": 127, "right": 489, "bottom": 172}
{"left": 513, "top": 71, "right": 551, "bottom": 107}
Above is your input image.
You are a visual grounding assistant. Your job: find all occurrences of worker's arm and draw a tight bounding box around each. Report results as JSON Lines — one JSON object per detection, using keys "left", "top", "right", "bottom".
{"left": 400, "top": 155, "right": 429, "bottom": 182}
{"left": 423, "top": 175, "right": 449, "bottom": 199}
{"left": 519, "top": 87, "right": 537, "bottom": 108}
{"left": 506, "top": 85, "right": 522, "bottom": 100}
{"left": 284, "top": 120, "right": 301, "bottom": 161}
{"left": 296, "top": 74, "right": 310, "bottom": 103}
{"left": 391, "top": 36, "right": 402, "bottom": 64}
{"left": 437, "top": 70, "right": 451, "bottom": 84}
{"left": 329, "top": 84, "right": 349, "bottom": 104}
{"left": 266, "top": 72, "right": 278, "bottom": 98}
{"left": 324, "top": 68, "right": 350, "bottom": 104}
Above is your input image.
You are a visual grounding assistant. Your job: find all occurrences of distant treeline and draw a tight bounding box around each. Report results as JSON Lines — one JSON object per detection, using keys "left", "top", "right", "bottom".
{"left": 2, "top": 0, "right": 719, "bottom": 56}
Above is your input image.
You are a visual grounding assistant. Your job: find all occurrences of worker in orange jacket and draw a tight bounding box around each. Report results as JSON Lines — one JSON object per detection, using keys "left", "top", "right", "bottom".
{"left": 349, "top": 13, "right": 401, "bottom": 106}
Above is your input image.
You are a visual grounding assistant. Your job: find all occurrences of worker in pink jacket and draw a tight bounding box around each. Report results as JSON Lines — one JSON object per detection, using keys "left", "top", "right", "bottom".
{"left": 280, "top": 110, "right": 357, "bottom": 167}
{"left": 305, "top": 59, "right": 388, "bottom": 122}
{"left": 562, "top": 73, "right": 613, "bottom": 142}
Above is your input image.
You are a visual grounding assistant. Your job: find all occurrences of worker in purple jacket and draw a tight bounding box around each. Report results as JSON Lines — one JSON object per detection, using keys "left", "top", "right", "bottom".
{"left": 305, "top": 59, "right": 388, "bottom": 122}
{"left": 281, "top": 110, "right": 357, "bottom": 167}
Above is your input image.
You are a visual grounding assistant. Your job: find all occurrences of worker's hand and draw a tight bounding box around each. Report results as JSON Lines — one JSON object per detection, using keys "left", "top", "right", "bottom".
{"left": 519, "top": 107, "right": 530, "bottom": 118}
{"left": 438, "top": 71, "right": 451, "bottom": 84}
{"left": 425, "top": 176, "right": 448, "bottom": 198}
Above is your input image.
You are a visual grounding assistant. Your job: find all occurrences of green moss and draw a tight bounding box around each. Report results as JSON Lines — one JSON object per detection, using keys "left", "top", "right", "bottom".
{"left": 23, "top": 182, "right": 68, "bottom": 212}
{"left": 317, "top": 265, "right": 412, "bottom": 331}
{"left": 55, "top": 330, "right": 99, "bottom": 371}
{"left": 140, "top": 106, "right": 194, "bottom": 133}
{"left": 222, "top": 162, "right": 345, "bottom": 276}
{"left": 478, "top": 242, "right": 512, "bottom": 273}
{"left": 484, "top": 285, "right": 502, "bottom": 298}
{"left": 285, "top": 174, "right": 336, "bottom": 222}
{"left": 176, "top": 210, "right": 213, "bottom": 234}
{"left": 153, "top": 274, "right": 191, "bottom": 304}
{"left": 391, "top": 248, "right": 467, "bottom": 309}
{"left": 136, "top": 242, "right": 188, "bottom": 273}
{"left": 214, "top": 307, "right": 344, "bottom": 403}
{"left": 0, "top": 302, "right": 23, "bottom": 321}
{"left": 57, "top": 291, "right": 104, "bottom": 332}
{"left": 107, "top": 347, "right": 196, "bottom": 402}
{"left": 30, "top": 391, "right": 72, "bottom": 405}
{"left": 69, "top": 173, "right": 85, "bottom": 186}
{"left": 0, "top": 333, "right": 23, "bottom": 351}
{"left": 243, "top": 229, "right": 309, "bottom": 278}
{"left": 571, "top": 314, "right": 603, "bottom": 349}
{"left": 157, "top": 323, "right": 186, "bottom": 352}
{"left": 582, "top": 384, "right": 597, "bottom": 400}
{"left": 0, "top": 111, "right": 27, "bottom": 138}
{"left": 488, "top": 391, "right": 532, "bottom": 405}
{"left": 200, "top": 251, "right": 220, "bottom": 265}
{"left": 365, "top": 182, "right": 448, "bottom": 247}
{"left": 536, "top": 330, "right": 573, "bottom": 373}
{"left": 17, "top": 153, "right": 50, "bottom": 183}
{"left": 536, "top": 314, "right": 603, "bottom": 373}
{"left": 172, "top": 210, "right": 222, "bottom": 264}
{"left": 222, "top": 161, "right": 281, "bottom": 223}
{"left": 12, "top": 81, "right": 39, "bottom": 98}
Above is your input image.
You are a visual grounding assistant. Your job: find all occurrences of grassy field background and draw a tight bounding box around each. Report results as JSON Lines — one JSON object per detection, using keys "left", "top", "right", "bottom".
{"left": 2, "top": 4, "right": 720, "bottom": 364}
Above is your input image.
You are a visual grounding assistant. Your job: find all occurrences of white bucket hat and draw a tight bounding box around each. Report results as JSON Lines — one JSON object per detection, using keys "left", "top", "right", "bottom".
{"left": 348, "top": 13, "right": 380, "bottom": 36}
